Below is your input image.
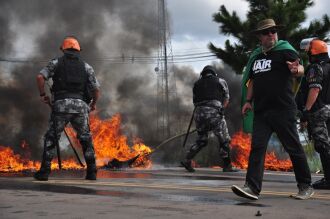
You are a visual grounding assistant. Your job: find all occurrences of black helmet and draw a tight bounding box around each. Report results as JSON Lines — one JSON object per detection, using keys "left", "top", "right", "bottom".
{"left": 200, "top": 65, "right": 217, "bottom": 77}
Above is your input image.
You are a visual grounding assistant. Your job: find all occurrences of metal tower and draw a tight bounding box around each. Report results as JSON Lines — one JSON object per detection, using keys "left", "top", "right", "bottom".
{"left": 156, "top": 0, "right": 176, "bottom": 140}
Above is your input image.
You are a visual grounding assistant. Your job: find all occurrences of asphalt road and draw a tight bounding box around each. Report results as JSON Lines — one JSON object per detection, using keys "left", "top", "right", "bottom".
{"left": 1, "top": 167, "right": 330, "bottom": 219}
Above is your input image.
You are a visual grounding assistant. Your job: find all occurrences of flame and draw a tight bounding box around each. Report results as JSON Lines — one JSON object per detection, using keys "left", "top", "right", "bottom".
{"left": 0, "top": 114, "right": 152, "bottom": 172}
{"left": 0, "top": 146, "right": 40, "bottom": 172}
{"left": 89, "top": 114, "right": 151, "bottom": 168}
{"left": 130, "top": 142, "right": 152, "bottom": 168}
{"left": 231, "top": 131, "right": 292, "bottom": 171}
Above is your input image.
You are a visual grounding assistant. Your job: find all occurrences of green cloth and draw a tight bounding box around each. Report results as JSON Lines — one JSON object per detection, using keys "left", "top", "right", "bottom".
{"left": 241, "top": 40, "right": 301, "bottom": 133}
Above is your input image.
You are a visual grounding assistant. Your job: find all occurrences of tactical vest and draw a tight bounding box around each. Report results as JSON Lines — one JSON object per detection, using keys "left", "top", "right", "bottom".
{"left": 193, "top": 75, "right": 222, "bottom": 104}
{"left": 52, "top": 54, "right": 88, "bottom": 101}
{"left": 319, "top": 61, "right": 330, "bottom": 104}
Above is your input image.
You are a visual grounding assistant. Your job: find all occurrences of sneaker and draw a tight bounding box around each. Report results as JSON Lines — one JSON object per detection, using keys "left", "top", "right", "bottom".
{"left": 291, "top": 186, "right": 314, "bottom": 200}
{"left": 180, "top": 160, "right": 195, "bottom": 172}
{"left": 312, "top": 178, "right": 330, "bottom": 190}
{"left": 231, "top": 185, "right": 259, "bottom": 200}
{"left": 223, "top": 165, "right": 240, "bottom": 172}
{"left": 33, "top": 171, "right": 49, "bottom": 181}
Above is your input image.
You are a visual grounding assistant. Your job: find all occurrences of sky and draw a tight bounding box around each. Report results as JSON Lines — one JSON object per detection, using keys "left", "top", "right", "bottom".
{"left": 167, "top": 0, "right": 330, "bottom": 72}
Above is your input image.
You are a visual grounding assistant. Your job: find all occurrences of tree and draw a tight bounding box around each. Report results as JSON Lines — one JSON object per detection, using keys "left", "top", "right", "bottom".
{"left": 209, "top": 0, "right": 330, "bottom": 74}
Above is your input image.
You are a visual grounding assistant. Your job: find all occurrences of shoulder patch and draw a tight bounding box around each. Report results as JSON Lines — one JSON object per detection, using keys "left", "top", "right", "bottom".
{"left": 308, "top": 68, "right": 315, "bottom": 78}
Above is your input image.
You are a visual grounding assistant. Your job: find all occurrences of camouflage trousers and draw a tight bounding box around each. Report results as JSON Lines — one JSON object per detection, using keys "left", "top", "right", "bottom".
{"left": 185, "top": 106, "right": 231, "bottom": 161}
{"left": 308, "top": 105, "right": 330, "bottom": 180}
{"left": 40, "top": 111, "right": 96, "bottom": 172}
{"left": 308, "top": 105, "right": 330, "bottom": 157}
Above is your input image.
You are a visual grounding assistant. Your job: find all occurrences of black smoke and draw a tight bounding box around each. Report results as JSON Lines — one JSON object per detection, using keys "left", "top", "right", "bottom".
{"left": 0, "top": 0, "right": 161, "bottom": 158}
{"left": 0, "top": 1, "right": 243, "bottom": 162}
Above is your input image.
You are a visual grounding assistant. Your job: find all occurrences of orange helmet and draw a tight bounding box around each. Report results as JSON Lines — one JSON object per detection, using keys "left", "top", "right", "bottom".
{"left": 60, "top": 36, "right": 81, "bottom": 51}
{"left": 309, "top": 39, "right": 328, "bottom": 55}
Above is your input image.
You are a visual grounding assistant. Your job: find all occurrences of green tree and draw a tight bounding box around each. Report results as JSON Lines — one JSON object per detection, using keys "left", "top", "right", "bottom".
{"left": 209, "top": 0, "right": 330, "bottom": 74}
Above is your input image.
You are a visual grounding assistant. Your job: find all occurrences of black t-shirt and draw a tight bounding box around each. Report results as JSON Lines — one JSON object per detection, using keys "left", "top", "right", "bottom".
{"left": 249, "top": 49, "right": 299, "bottom": 112}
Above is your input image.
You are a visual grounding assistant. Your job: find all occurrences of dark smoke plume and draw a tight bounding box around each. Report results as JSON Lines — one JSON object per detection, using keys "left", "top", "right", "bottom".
{"left": 0, "top": 1, "right": 243, "bottom": 162}
{"left": 0, "top": 0, "right": 161, "bottom": 158}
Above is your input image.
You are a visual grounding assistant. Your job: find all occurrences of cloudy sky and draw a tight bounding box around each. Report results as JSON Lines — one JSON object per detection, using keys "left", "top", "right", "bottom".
{"left": 167, "top": 0, "right": 330, "bottom": 72}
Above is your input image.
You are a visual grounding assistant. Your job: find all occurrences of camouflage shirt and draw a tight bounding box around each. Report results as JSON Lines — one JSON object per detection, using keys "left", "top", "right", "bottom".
{"left": 40, "top": 57, "right": 100, "bottom": 113}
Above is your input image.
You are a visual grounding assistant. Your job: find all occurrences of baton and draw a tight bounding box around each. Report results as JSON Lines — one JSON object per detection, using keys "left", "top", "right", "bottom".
{"left": 52, "top": 113, "right": 62, "bottom": 169}
{"left": 63, "top": 128, "right": 85, "bottom": 167}
{"left": 182, "top": 107, "right": 196, "bottom": 148}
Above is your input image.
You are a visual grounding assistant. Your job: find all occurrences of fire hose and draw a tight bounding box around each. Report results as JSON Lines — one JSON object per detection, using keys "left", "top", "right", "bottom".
{"left": 152, "top": 129, "right": 197, "bottom": 153}
{"left": 151, "top": 108, "right": 197, "bottom": 153}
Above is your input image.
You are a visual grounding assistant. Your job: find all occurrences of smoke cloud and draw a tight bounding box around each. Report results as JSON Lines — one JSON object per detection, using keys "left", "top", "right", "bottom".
{"left": 0, "top": 0, "right": 242, "bottom": 161}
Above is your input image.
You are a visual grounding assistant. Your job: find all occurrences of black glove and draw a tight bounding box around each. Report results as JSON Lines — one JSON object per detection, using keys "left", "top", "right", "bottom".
{"left": 300, "top": 107, "right": 310, "bottom": 122}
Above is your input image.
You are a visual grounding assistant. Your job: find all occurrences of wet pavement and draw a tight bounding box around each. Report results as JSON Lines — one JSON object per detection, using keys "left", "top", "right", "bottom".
{"left": 1, "top": 167, "right": 330, "bottom": 218}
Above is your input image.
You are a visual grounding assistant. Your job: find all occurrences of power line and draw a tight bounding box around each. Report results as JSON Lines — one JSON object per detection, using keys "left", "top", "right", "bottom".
{"left": 0, "top": 53, "right": 217, "bottom": 64}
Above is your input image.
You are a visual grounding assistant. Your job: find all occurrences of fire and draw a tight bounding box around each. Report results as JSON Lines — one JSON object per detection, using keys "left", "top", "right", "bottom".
{"left": 88, "top": 114, "right": 152, "bottom": 168}
{"left": 0, "top": 114, "right": 152, "bottom": 172}
{"left": 0, "top": 146, "right": 40, "bottom": 172}
{"left": 231, "top": 131, "right": 292, "bottom": 171}
{"left": 130, "top": 141, "right": 152, "bottom": 168}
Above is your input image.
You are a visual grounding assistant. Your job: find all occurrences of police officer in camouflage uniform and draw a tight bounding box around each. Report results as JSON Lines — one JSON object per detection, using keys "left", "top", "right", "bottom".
{"left": 181, "top": 65, "right": 238, "bottom": 173}
{"left": 34, "top": 36, "right": 100, "bottom": 181}
{"left": 300, "top": 38, "right": 330, "bottom": 189}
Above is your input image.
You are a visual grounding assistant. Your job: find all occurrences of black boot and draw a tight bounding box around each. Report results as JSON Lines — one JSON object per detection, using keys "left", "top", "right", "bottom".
{"left": 223, "top": 164, "right": 239, "bottom": 172}
{"left": 33, "top": 165, "right": 50, "bottom": 181}
{"left": 312, "top": 178, "right": 330, "bottom": 189}
{"left": 86, "top": 171, "right": 97, "bottom": 180}
{"left": 80, "top": 139, "right": 97, "bottom": 180}
{"left": 320, "top": 154, "right": 330, "bottom": 181}
{"left": 33, "top": 171, "right": 49, "bottom": 181}
{"left": 181, "top": 160, "right": 195, "bottom": 172}
{"left": 85, "top": 164, "right": 97, "bottom": 180}
{"left": 222, "top": 158, "right": 239, "bottom": 172}
{"left": 33, "top": 159, "right": 51, "bottom": 181}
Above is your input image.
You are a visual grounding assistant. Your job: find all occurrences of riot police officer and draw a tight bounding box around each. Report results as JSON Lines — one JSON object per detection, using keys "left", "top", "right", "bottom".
{"left": 300, "top": 38, "right": 330, "bottom": 189}
{"left": 34, "top": 36, "right": 100, "bottom": 181}
{"left": 181, "top": 65, "right": 238, "bottom": 172}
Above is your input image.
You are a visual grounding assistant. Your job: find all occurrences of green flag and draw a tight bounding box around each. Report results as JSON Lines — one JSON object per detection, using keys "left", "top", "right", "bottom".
{"left": 241, "top": 40, "right": 301, "bottom": 133}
